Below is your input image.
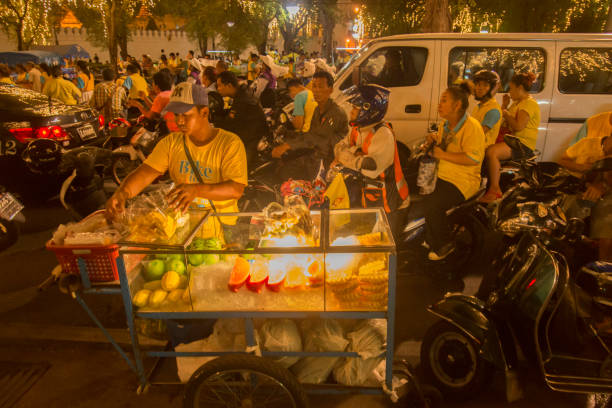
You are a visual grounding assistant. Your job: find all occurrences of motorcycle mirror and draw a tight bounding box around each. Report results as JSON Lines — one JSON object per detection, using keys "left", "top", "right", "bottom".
{"left": 565, "top": 217, "right": 585, "bottom": 239}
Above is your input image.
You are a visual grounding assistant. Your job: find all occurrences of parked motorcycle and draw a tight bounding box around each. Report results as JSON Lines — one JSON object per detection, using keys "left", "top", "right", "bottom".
{"left": 420, "top": 196, "right": 612, "bottom": 404}
{"left": 0, "top": 186, "right": 25, "bottom": 251}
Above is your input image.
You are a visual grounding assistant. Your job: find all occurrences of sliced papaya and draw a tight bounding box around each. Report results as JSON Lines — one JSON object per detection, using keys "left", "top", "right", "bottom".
{"left": 307, "top": 260, "right": 323, "bottom": 286}
{"left": 228, "top": 257, "right": 250, "bottom": 292}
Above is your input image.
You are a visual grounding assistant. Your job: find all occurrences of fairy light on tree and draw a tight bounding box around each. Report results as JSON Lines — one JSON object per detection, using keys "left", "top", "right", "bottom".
{"left": 0, "top": 0, "right": 58, "bottom": 50}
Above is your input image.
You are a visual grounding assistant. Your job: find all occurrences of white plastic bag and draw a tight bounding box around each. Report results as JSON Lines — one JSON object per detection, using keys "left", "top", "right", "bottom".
{"left": 259, "top": 319, "right": 302, "bottom": 368}
{"left": 291, "top": 319, "right": 349, "bottom": 384}
{"left": 332, "top": 319, "right": 387, "bottom": 386}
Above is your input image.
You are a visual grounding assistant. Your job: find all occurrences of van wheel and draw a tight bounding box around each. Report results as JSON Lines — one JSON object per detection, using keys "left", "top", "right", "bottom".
{"left": 421, "top": 321, "right": 492, "bottom": 401}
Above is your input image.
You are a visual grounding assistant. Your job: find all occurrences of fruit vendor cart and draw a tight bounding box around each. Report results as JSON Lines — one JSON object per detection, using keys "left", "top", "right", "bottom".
{"left": 56, "top": 206, "right": 409, "bottom": 407}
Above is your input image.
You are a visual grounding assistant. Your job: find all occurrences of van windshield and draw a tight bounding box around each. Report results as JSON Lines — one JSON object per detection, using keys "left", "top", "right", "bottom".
{"left": 336, "top": 46, "right": 368, "bottom": 81}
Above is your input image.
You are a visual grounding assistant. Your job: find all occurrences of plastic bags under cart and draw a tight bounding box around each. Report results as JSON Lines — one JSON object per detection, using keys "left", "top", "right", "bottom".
{"left": 259, "top": 319, "right": 303, "bottom": 368}
{"left": 176, "top": 319, "right": 251, "bottom": 383}
{"left": 291, "top": 319, "right": 349, "bottom": 384}
{"left": 333, "top": 319, "right": 387, "bottom": 386}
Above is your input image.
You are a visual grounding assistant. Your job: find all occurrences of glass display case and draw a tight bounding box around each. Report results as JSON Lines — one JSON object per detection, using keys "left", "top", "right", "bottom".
{"left": 121, "top": 207, "right": 395, "bottom": 314}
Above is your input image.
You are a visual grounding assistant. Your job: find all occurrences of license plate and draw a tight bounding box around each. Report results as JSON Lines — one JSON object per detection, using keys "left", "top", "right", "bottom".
{"left": 0, "top": 192, "right": 24, "bottom": 221}
{"left": 77, "top": 124, "right": 97, "bottom": 140}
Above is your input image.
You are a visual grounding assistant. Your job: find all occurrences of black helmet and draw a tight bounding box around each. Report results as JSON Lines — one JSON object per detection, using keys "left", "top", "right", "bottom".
{"left": 473, "top": 70, "right": 500, "bottom": 101}
{"left": 21, "top": 139, "right": 62, "bottom": 174}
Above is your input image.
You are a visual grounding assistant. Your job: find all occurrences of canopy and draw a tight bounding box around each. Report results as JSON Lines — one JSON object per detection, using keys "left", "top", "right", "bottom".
{"left": 31, "top": 44, "right": 90, "bottom": 60}
{"left": 0, "top": 51, "right": 63, "bottom": 66}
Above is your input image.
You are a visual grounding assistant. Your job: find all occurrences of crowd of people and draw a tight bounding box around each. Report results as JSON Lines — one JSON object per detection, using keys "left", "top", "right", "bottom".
{"left": 0, "top": 47, "right": 608, "bottom": 261}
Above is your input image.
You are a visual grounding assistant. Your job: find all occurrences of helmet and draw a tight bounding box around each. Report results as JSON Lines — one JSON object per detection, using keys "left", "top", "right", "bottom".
{"left": 473, "top": 70, "right": 500, "bottom": 101}
{"left": 21, "top": 139, "right": 62, "bottom": 174}
{"left": 344, "top": 84, "right": 390, "bottom": 127}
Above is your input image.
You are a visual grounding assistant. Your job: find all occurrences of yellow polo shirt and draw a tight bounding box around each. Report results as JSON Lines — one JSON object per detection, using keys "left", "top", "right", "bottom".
{"left": 436, "top": 114, "right": 485, "bottom": 199}
{"left": 125, "top": 73, "right": 149, "bottom": 99}
{"left": 507, "top": 96, "right": 540, "bottom": 150}
{"left": 42, "top": 77, "right": 81, "bottom": 105}
{"left": 144, "top": 130, "right": 247, "bottom": 237}
{"left": 565, "top": 137, "right": 606, "bottom": 165}
{"left": 472, "top": 98, "right": 502, "bottom": 146}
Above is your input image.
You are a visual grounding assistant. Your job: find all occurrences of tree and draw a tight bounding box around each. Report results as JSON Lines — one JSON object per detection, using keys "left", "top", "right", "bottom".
{"left": 66, "top": 0, "right": 149, "bottom": 72}
{"left": 0, "top": 0, "right": 55, "bottom": 50}
{"left": 607, "top": 2, "right": 612, "bottom": 32}
{"left": 275, "top": 1, "right": 313, "bottom": 53}
{"left": 314, "top": 0, "right": 339, "bottom": 61}
{"left": 422, "top": 0, "right": 451, "bottom": 32}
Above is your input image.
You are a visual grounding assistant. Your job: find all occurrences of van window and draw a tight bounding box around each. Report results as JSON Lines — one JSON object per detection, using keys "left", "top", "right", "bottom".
{"left": 356, "top": 47, "right": 428, "bottom": 89}
{"left": 558, "top": 48, "right": 612, "bottom": 94}
{"left": 448, "top": 47, "right": 546, "bottom": 93}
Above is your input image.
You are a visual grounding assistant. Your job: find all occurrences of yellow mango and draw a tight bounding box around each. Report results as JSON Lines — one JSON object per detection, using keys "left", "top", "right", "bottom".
{"left": 161, "top": 270, "right": 180, "bottom": 291}
{"left": 143, "top": 280, "right": 162, "bottom": 291}
{"left": 168, "top": 289, "right": 184, "bottom": 302}
{"left": 132, "top": 289, "right": 151, "bottom": 307}
{"left": 149, "top": 289, "right": 167, "bottom": 307}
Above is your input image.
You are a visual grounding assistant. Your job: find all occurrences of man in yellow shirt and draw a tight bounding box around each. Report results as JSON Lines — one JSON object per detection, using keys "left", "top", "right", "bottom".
{"left": 123, "top": 63, "right": 149, "bottom": 100}
{"left": 286, "top": 78, "right": 317, "bottom": 132}
{"left": 42, "top": 65, "right": 81, "bottom": 105}
{"left": 106, "top": 82, "right": 247, "bottom": 239}
{"left": 559, "top": 136, "right": 612, "bottom": 261}
{"left": 570, "top": 111, "right": 612, "bottom": 145}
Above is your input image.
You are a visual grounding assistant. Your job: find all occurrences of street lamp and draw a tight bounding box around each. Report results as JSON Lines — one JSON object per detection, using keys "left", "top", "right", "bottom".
{"left": 227, "top": 21, "right": 235, "bottom": 27}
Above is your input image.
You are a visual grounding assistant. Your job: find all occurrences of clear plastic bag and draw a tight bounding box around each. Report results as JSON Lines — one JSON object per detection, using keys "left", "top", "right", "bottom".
{"left": 52, "top": 211, "right": 121, "bottom": 246}
{"left": 259, "top": 319, "right": 303, "bottom": 368}
{"left": 332, "top": 319, "right": 387, "bottom": 386}
{"left": 291, "top": 320, "right": 349, "bottom": 384}
{"left": 416, "top": 155, "right": 438, "bottom": 195}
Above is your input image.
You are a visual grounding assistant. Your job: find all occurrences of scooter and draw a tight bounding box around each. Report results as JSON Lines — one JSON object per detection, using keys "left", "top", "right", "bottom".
{"left": 0, "top": 187, "right": 25, "bottom": 251}
{"left": 420, "top": 211, "right": 612, "bottom": 403}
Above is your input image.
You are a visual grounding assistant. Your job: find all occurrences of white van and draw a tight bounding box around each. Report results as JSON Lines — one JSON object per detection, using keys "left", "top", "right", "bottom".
{"left": 331, "top": 33, "right": 612, "bottom": 160}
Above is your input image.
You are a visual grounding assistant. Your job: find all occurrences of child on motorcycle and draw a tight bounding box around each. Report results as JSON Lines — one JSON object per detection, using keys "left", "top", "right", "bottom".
{"left": 471, "top": 70, "right": 502, "bottom": 147}
{"left": 333, "top": 84, "right": 409, "bottom": 219}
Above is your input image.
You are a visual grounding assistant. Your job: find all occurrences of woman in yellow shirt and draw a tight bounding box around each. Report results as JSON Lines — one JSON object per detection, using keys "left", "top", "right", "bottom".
{"left": 422, "top": 81, "right": 485, "bottom": 260}
{"left": 75, "top": 60, "right": 95, "bottom": 103}
{"left": 481, "top": 72, "right": 540, "bottom": 202}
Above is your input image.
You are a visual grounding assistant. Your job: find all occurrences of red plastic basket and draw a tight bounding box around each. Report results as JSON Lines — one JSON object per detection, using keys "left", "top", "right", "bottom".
{"left": 46, "top": 241, "right": 120, "bottom": 283}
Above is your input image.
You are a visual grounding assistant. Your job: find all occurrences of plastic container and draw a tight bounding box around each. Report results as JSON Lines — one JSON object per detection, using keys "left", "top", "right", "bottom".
{"left": 46, "top": 241, "right": 120, "bottom": 283}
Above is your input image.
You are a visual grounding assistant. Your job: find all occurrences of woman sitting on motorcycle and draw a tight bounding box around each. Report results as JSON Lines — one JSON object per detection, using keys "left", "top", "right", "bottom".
{"left": 481, "top": 72, "right": 541, "bottom": 203}
{"left": 424, "top": 81, "right": 485, "bottom": 260}
{"left": 333, "top": 85, "right": 409, "bottom": 220}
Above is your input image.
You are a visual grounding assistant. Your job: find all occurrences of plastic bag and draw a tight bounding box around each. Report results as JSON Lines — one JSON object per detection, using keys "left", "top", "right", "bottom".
{"left": 416, "top": 155, "right": 438, "bottom": 195}
{"left": 259, "top": 319, "right": 302, "bottom": 368}
{"left": 52, "top": 211, "right": 121, "bottom": 245}
{"left": 332, "top": 319, "right": 387, "bottom": 386}
{"left": 175, "top": 318, "right": 252, "bottom": 383}
{"left": 291, "top": 320, "right": 349, "bottom": 384}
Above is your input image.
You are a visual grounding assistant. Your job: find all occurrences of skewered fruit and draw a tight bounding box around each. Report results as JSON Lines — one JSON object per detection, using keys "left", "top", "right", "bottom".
{"left": 228, "top": 257, "right": 250, "bottom": 292}
{"left": 266, "top": 268, "right": 287, "bottom": 292}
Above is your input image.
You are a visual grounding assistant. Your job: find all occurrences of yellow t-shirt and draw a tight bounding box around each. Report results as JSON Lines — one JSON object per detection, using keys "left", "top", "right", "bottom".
{"left": 565, "top": 137, "right": 605, "bottom": 165}
{"left": 472, "top": 98, "right": 502, "bottom": 147}
{"left": 507, "top": 96, "right": 540, "bottom": 150}
{"left": 42, "top": 77, "right": 81, "bottom": 105}
{"left": 144, "top": 129, "right": 247, "bottom": 221}
{"left": 127, "top": 73, "right": 149, "bottom": 99}
{"left": 436, "top": 115, "right": 485, "bottom": 199}
{"left": 586, "top": 112, "right": 612, "bottom": 139}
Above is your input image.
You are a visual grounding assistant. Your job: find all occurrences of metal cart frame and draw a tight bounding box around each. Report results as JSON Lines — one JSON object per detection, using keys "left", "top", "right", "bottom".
{"left": 70, "top": 208, "right": 398, "bottom": 398}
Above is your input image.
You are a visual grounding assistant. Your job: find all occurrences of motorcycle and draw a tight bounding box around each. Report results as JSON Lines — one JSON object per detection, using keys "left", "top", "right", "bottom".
{"left": 0, "top": 187, "right": 25, "bottom": 251}
{"left": 420, "top": 197, "right": 612, "bottom": 404}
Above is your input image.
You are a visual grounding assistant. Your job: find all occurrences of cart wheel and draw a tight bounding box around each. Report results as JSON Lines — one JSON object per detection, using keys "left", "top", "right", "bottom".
{"left": 183, "top": 354, "right": 309, "bottom": 408}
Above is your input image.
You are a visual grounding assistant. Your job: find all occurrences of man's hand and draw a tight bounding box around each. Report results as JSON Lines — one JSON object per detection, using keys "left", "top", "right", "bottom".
{"left": 167, "top": 184, "right": 200, "bottom": 213}
{"left": 105, "top": 189, "right": 130, "bottom": 222}
{"left": 271, "top": 143, "right": 290, "bottom": 159}
{"left": 583, "top": 182, "right": 605, "bottom": 202}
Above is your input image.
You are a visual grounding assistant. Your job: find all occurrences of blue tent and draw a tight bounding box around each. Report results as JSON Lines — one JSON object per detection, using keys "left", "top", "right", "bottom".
{"left": 0, "top": 51, "right": 63, "bottom": 66}
{"left": 31, "top": 44, "right": 90, "bottom": 60}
